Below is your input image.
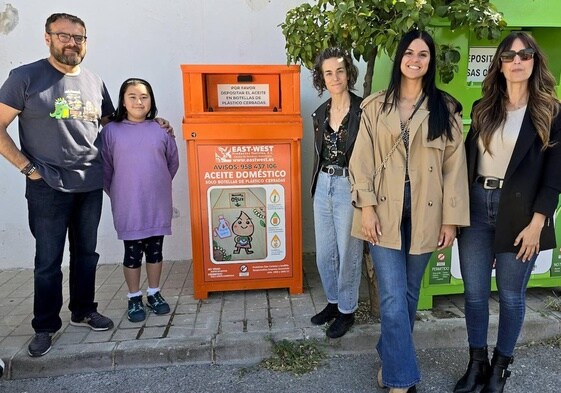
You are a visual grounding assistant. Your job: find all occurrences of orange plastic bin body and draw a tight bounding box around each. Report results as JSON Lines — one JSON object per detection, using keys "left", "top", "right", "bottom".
{"left": 181, "top": 65, "right": 303, "bottom": 299}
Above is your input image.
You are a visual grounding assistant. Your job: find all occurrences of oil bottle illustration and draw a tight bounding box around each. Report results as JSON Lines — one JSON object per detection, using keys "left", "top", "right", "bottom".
{"left": 213, "top": 215, "right": 232, "bottom": 239}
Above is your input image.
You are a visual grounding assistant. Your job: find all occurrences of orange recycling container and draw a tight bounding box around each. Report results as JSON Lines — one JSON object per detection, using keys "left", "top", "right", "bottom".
{"left": 181, "top": 65, "right": 303, "bottom": 299}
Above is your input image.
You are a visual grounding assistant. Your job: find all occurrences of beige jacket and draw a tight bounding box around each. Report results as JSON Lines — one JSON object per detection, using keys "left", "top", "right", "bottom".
{"left": 349, "top": 91, "right": 469, "bottom": 254}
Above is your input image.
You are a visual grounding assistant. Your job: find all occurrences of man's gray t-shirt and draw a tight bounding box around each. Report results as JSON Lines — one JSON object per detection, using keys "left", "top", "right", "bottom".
{"left": 0, "top": 59, "right": 115, "bottom": 192}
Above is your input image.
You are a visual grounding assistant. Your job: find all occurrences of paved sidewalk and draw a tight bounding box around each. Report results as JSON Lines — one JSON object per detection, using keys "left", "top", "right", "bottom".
{"left": 1, "top": 254, "right": 560, "bottom": 380}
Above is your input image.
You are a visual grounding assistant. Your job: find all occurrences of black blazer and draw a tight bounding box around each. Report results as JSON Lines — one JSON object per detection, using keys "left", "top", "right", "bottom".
{"left": 310, "top": 91, "right": 363, "bottom": 197}
{"left": 465, "top": 101, "right": 561, "bottom": 253}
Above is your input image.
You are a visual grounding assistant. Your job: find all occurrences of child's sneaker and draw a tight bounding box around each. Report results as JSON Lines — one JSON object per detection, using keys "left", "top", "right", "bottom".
{"left": 146, "top": 291, "right": 170, "bottom": 315}
{"left": 127, "top": 295, "right": 146, "bottom": 322}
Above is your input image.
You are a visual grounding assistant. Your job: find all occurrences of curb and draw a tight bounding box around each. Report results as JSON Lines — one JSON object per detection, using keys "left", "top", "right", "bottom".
{"left": 4, "top": 311, "right": 560, "bottom": 379}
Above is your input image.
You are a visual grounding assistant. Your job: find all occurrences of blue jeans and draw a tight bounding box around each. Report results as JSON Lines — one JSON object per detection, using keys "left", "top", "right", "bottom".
{"left": 313, "top": 171, "right": 363, "bottom": 313}
{"left": 458, "top": 182, "right": 536, "bottom": 356}
{"left": 26, "top": 179, "right": 102, "bottom": 333}
{"left": 369, "top": 183, "right": 432, "bottom": 388}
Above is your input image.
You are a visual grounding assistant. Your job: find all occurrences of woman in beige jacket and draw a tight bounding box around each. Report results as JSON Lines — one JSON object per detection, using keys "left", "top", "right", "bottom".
{"left": 349, "top": 30, "right": 469, "bottom": 393}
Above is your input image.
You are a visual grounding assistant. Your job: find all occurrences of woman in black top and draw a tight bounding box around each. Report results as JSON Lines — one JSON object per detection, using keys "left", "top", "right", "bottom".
{"left": 309, "top": 47, "right": 363, "bottom": 339}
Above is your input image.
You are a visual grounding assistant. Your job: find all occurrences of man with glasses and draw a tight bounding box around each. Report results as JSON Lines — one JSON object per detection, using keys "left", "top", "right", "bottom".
{"left": 0, "top": 13, "right": 115, "bottom": 357}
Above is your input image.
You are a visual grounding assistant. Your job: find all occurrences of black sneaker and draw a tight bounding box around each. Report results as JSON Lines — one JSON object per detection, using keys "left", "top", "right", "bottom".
{"left": 326, "top": 312, "right": 355, "bottom": 338}
{"left": 127, "top": 295, "right": 146, "bottom": 322}
{"left": 70, "top": 311, "right": 114, "bottom": 331}
{"left": 311, "top": 303, "right": 339, "bottom": 325}
{"left": 146, "top": 292, "right": 170, "bottom": 315}
{"left": 28, "top": 332, "right": 52, "bottom": 357}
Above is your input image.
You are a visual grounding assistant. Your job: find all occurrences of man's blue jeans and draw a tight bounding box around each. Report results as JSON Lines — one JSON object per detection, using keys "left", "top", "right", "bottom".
{"left": 26, "top": 179, "right": 102, "bottom": 333}
{"left": 458, "top": 182, "right": 536, "bottom": 357}
{"left": 313, "top": 171, "right": 363, "bottom": 313}
{"left": 369, "top": 183, "right": 432, "bottom": 388}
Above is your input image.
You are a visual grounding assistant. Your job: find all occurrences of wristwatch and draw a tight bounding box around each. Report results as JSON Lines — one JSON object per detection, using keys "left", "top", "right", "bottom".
{"left": 20, "top": 162, "right": 37, "bottom": 177}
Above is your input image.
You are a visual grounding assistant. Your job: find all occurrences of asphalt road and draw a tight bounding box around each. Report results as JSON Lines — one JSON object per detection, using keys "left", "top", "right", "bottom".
{"left": 1, "top": 345, "right": 560, "bottom": 392}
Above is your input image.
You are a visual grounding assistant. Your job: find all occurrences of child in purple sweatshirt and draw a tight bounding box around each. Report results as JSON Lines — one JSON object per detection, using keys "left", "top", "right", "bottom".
{"left": 101, "top": 78, "right": 179, "bottom": 322}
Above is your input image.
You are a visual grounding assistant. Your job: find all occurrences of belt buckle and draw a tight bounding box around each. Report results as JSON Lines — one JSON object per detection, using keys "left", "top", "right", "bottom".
{"left": 326, "top": 166, "right": 336, "bottom": 176}
{"left": 483, "top": 177, "right": 501, "bottom": 190}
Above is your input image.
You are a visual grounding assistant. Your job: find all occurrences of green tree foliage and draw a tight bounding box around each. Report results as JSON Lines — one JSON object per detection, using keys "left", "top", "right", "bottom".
{"left": 280, "top": 0, "right": 507, "bottom": 96}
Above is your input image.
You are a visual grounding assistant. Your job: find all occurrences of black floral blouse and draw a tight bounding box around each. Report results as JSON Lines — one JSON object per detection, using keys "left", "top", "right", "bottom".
{"left": 320, "top": 101, "right": 350, "bottom": 168}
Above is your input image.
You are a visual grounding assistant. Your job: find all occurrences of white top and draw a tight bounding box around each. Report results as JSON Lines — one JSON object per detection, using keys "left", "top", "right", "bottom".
{"left": 477, "top": 105, "right": 526, "bottom": 179}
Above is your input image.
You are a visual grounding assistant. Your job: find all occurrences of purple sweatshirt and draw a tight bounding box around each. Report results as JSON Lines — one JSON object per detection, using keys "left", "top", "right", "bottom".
{"left": 101, "top": 120, "right": 179, "bottom": 240}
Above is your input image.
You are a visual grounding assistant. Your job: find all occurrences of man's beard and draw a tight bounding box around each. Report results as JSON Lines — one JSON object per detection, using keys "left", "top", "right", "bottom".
{"left": 50, "top": 43, "right": 85, "bottom": 66}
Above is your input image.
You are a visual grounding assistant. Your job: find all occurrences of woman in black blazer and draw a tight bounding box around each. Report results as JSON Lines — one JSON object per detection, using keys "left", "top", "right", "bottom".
{"left": 455, "top": 31, "right": 561, "bottom": 393}
{"left": 309, "top": 47, "right": 363, "bottom": 339}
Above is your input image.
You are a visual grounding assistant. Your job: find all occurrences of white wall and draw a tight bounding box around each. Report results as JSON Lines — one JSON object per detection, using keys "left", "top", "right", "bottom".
{"left": 0, "top": 0, "right": 366, "bottom": 269}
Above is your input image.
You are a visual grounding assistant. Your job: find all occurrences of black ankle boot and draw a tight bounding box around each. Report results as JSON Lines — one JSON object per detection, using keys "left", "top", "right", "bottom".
{"left": 454, "top": 346, "right": 491, "bottom": 393}
{"left": 326, "top": 312, "right": 354, "bottom": 338}
{"left": 480, "top": 350, "right": 513, "bottom": 393}
{"left": 311, "top": 303, "right": 339, "bottom": 325}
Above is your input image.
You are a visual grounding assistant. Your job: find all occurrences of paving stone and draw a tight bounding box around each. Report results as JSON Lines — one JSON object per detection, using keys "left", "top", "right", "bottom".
{"left": 223, "top": 299, "right": 245, "bottom": 311}
{"left": 220, "top": 320, "right": 244, "bottom": 333}
{"left": 246, "top": 319, "right": 270, "bottom": 332}
{"left": 221, "top": 309, "right": 245, "bottom": 322}
{"left": 245, "top": 308, "right": 268, "bottom": 320}
{"left": 112, "top": 328, "right": 141, "bottom": 341}
{"left": 245, "top": 297, "right": 268, "bottom": 309}
{"left": 83, "top": 329, "right": 114, "bottom": 343}
{"left": 269, "top": 307, "right": 293, "bottom": 319}
{"left": 270, "top": 317, "right": 295, "bottom": 331}
{"left": 9, "top": 300, "right": 33, "bottom": 315}
{"left": 174, "top": 303, "right": 199, "bottom": 314}
{"left": 294, "top": 315, "right": 315, "bottom": 328}
{"left": 166, "top": 326, "right": 194, "bottom": 339}
{"left": 139, "top": 326, "right": 167, "bottom": 339}
{"left": 0, "top": 334, "right": 32, "bottom": 361}
{"left": 0, "top": 325, "right": 15, "bottom": 338}
{"left": 177, "top": 295, "right": 200, "bottom": 305}
{"left": 0, "top": 297, "right": 24, "bottom": 308}
{"left": 0, "top": 314, "right": 28, "bottom": 327}
{"left": 55, "top": 331, "right": 89, "bottom": 345}
{"left": 172, "top": 313, "right": 196, "bottom": 326}
{"left": 144, "top": 313, "right": 172, "bottom": 327}
{"left": 193, "top": 313, "right": 220, "bottom": 331}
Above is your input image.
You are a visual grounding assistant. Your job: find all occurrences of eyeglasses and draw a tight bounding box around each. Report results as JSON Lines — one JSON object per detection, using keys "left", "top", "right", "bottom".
{"left": 47, "top": 32, "right": 87, "bottom": 45}
{"left": 499, "top": 48, "right": 535, "bottom": 63}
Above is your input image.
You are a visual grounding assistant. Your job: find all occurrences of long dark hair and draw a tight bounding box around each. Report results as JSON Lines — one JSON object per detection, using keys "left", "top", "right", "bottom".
{"left": 473, "top": 31, "right": 559, "bottom": 152}
{"left": 312, "top": 47, "right": 359, "bottom": 97}
{"left": 384, "top": 30, "right": 461, "bottom": 141}
{"left": 110, "top": 78, "right": 158, "bottom": 122}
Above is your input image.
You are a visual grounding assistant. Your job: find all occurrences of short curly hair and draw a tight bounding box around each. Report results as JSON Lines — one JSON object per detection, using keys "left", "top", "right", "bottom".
{"left": 312, "top": 47, "right": 359, "bottom": 97}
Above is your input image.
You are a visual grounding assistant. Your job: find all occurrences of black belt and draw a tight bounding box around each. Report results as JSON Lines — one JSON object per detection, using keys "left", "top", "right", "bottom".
{"left": 321, "top": 166, "right": 349, "bottom": 177}
{"left": 476, "top": 176, "right": 504, "bottom": 190}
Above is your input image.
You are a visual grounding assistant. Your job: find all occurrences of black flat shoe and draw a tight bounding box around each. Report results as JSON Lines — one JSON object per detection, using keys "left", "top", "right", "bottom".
{"left": 311, "top": 303, "right": 339, "bottom": 325}
{"left": 326, "top": 312, "right": 354, "bottom": 338}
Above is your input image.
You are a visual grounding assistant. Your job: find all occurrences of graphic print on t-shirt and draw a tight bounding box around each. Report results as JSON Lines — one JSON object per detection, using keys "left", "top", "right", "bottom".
{"left": 49, "top": 89, "right": 99, "bottom": 122}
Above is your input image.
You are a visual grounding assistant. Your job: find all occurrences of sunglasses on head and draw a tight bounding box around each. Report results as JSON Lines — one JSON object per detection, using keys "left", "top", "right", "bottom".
{"left": 499, "top": 48, "right": 535, "bottom": 63}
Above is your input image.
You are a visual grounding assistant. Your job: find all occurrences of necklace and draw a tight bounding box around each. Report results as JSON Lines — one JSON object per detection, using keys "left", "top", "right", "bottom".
{"left": 399, "top": 91, "right": 423, "bottom": 109}
{"left": 505, "top": 93, "right": 528, "bottom": 111}
{"left": 331, "top": 103, "right": 350, "bottom": 112}
{"left": 507, "top": 101, "right": 527, "bottom": 110}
